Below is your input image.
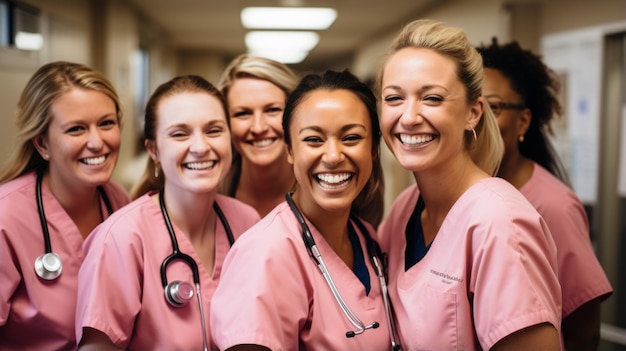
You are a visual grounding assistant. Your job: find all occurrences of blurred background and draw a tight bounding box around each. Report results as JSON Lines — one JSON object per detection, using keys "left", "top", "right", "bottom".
{"left": 0, "top": 0, "right": 625, "bottom": 349}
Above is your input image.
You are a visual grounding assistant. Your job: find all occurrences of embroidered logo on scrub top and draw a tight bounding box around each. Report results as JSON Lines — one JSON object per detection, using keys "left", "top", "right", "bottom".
{"left": 429, "top": 269, "right": 463, "bottom": 285}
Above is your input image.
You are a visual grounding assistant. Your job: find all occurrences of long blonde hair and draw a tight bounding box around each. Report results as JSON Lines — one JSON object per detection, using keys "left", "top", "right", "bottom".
{"left": 377, "top": 19, "right": 503, "bottom": 175}
{"left": 0, "top": 61, "right": 122, "bottom": 184}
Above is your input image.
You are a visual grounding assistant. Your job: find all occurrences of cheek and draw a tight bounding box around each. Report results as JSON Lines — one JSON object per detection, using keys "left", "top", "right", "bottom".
{"left": 267, "top": 115, "right": 285, "bottom": 137}
{"left": 229, "top": 119, "right": 249, "bottom": 139}
{"left": 105, "top": 130, "right": 122, "bottom": 151}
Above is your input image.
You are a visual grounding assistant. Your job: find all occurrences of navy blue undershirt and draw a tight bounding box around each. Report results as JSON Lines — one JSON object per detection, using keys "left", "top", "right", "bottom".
{"left": 405, "top": 196, "right": 431, "bottom": 271}
{"left": 349, "top": 222, "right": 371, "bottom": 295}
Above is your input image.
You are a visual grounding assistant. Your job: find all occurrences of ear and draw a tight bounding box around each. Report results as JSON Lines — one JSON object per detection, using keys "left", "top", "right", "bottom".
{"left": 518, "top": 107, "right": 532, "bottom": 136}
{"left": 32, "top": 135, "right": 50, "bottom": 160}
{"left": 466, "top": 97, "right": 485, "bottom": 131}
{"left": 285, "top": 144, "right": 294, "bottom": 165}
{"left": 145, "top": 139, "right": 159, "bottom": 163}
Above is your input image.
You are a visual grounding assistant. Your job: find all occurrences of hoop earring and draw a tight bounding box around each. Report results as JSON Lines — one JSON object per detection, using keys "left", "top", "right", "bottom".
{"left": 154, "top": 164, "right": 159, "bottom": 178}
{"left": 518, "top": 135, "right": 525, "bottom": 143}
{"left": 471, "top": 128, "right": 477, "bottom": 142}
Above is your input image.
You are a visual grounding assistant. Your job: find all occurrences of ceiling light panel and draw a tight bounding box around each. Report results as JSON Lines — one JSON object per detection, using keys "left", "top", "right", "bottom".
{"left": 245, "top": 31, "right": 319, "bottom": 52}
{"left": 241, "top": 7, "right": 337, "bottom": 30}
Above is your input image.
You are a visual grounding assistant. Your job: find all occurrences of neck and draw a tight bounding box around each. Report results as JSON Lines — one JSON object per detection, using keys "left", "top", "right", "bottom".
{"left": 237, "top": 158, "right": 295, "bottom": 217}
{"left": 496, "top": 152, "right": 533, "bottom": 189}
{"left": 414, "top": 153, "right": 487, "bottom": 239}
{"left": 160, "top": 187, "right": 217, "bottom": 241}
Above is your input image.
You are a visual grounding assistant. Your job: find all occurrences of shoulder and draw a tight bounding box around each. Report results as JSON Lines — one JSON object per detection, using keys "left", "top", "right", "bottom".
{"left": 0, "top": 173, "right": 34, "bottom": 201}
{"left": 215, "top": 194, "right": 262, "bottom": 238}
{"left": 102, "top": 180, "right": 131, "bottom": 210}
{"left": 88, "top": 194, "right": 157, "bottom": 245}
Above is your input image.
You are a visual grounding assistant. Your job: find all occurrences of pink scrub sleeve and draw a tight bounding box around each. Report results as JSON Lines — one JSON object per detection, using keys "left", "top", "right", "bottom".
{"left": 211, "top": 202, "right": 393, "bottom": 351}
{"left": 521, "top": 163, "right": 612, "bottom": 316}
{"left": 379, "top": 178, "right": 562, "bottom": 350}
{"left": 76, "top": 193, "right": 259, "bottom": 350}
{"left": 0, "top": 173, "right": 129, "bottom": 351}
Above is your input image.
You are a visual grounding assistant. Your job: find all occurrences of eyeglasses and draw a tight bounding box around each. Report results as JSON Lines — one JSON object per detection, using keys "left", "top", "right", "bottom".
{"left": 488, "top": 101, "right": 526, "bottom": 117}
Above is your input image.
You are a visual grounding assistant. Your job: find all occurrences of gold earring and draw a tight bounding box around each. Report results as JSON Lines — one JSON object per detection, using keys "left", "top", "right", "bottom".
{"left": 154, "top": 164, "right": 159, "bottom": 178}
{"left": 471, "top": 128, "right": 477, "bottom": 142}
{"left": 519, "top": 135, "right": 525, "bottom": 143}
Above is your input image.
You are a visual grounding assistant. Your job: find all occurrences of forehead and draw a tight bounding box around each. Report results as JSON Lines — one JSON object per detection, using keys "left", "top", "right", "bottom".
{"left": 49, "top": 87, "right": 116, "bottom": 123}
{"left": 292, "top": 89, "right": 371, "bottom": 128}
{"left": 383, "top": 47, "right": 458, "bottom": 85}
{"left": 157, "top": 92, "right": 226, "bottom": 125}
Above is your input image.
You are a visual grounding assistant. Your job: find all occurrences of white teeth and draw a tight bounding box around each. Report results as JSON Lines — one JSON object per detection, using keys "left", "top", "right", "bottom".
{"left": 399, "top": 134, "right": 434, "bottom": 146}
{"left": 316, "top": 173, "right": 352, "bottom": 189}
{"left": 185, "top": 161, "right": 215, "bottom": 170}
{"left": 251, "top": 139, "right": 273, "bottom": 147}
{"left": 82, "top": 156, "right": 106, "bottom": 165}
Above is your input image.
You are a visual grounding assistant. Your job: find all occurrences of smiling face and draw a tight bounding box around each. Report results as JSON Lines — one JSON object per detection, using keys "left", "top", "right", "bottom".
{"left": 226, "top": 77, "right": 288, "bottom": 168}
{"left": 147, "top": 92, "right": 232, "bottom": 196}
{"left": 34, "top": 87, "right": 120, "bottom": 190}
{"left": 380, "top": 47, "right": 481, "bottom": 174}
{"left": 287, "top": 89, "right": 373, "bottom": 217}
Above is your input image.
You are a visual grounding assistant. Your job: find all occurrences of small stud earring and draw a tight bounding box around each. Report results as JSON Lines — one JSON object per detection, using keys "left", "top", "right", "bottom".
{"left": 519, "top": 135, "right": 525, "bottom": 143}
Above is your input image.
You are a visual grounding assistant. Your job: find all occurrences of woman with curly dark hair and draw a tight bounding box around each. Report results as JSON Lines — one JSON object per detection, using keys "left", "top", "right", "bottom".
{"left": 478, "top": 38, "right": 613, "bottom": 351}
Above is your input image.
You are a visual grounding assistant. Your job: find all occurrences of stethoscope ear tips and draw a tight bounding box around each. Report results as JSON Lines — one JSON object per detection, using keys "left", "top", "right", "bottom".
{"left": 34, "top": 252, "right": 63, "bottom": 280}
{"left": 164, "top": 281, "right": 194, "bottom": 307}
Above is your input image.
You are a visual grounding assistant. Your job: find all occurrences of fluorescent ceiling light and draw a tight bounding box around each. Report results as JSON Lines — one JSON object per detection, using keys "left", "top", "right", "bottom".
{"left": 249, "top": 50, "right": 309, "bottom": 64}
{"left": 245, "top": 31, "right": 319, "bottom": 52}
{"left": 15, "top": 31, "right": 43, "bottom": 51}
{"left": 241, "top": 7, "right": 337, "bottom": 30}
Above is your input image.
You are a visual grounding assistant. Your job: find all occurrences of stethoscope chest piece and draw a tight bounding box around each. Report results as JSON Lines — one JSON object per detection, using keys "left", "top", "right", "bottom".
{"left": 164, "top": 280, "right": 195, "bottom": 307}
{"left": 34, "top": 252, "right": 62, "bottom": 280}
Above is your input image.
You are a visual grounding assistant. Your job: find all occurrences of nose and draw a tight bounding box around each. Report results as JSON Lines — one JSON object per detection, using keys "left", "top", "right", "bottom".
{"left": 250, "top": 113, "right": 269, "bottom": 134}
{"left": 189, "top": 131, "right": 210, "bottom": 155}
{"left": 86, "top": 127, "right": 104, "bottom": 151}
{"left": 322, "top": 139, "right": 345, "bottom": 166}
{"left": 400, "top": 99, "right": 424, "bottom": 127}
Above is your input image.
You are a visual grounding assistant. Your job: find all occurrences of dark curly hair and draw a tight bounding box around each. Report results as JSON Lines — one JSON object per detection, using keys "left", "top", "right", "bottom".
{"left": 477, "top": 37, "right": 571, "bottom": 186}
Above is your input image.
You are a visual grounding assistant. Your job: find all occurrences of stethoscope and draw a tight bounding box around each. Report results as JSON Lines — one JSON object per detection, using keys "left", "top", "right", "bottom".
{"left": 35, "top": 170, "right": 112, "bottom": 280}
{"left": 286, "top": 192, "right": 401, "bottom": 351}
{"left": 159, "top": 188, "right": 234, "bottom": 351}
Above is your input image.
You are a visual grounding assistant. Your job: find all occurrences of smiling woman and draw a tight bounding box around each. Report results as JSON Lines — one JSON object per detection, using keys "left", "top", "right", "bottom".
{"left": 75, "top": 75, "right": 260, "bottom": 351}
{"left": 210, "top": 70, "right": 399, "bottom": 351}
{"left": 0, "top": 61, "right": 131, "bottom": 350}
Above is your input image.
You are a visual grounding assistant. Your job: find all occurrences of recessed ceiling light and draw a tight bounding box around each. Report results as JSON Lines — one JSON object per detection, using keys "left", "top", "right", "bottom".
{"left": 245, "top": 31, "right": 319, "bottom": 52}
{"left": 241, "top": 7, "right": 337, "bottom": 30}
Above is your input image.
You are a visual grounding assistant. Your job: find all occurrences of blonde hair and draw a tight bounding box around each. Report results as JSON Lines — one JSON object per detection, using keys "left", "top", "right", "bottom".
{"left": 130, "top": 75, "right": 228, "bottom": 199}
{"left": 217, "top": 54, "right": 299, "bottom": 196}
{"left": 0, "top": 61, "right": 122, "bottom": 184}
{"left": 377, "top": 19, "right": 503, "bottom": 175}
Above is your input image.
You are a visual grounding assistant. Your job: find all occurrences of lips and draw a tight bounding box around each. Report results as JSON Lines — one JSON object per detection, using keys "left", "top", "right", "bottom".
{"left": 80, "top": 155, "right": 106, "bottom": 165}
{"left": 398, "top": 133, "right": 436, "bottom": 146}
{"left": 315, "top": 172, "right": 353, "bottom": 189}
{"left": 249, "top": 138, "right": 275, "bottom": 147}
{"left": 184, "top": 161, "right": 216, "bottom": 170}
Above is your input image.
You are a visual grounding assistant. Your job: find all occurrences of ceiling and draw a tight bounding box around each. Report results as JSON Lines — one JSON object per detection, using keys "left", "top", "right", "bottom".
{"left": 127, "top": 0, "right": 445, "bottom": 70}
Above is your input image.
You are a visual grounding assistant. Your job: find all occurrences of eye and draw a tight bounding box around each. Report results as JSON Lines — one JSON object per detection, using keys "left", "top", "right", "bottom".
{"left": 170, "top": 130, "right": 188, "bottom": 138}
{"left": 100, "top": 118, "right": 118, "bottom": 128}
{"left": 266, "top": 107, "right": 283, "bottom": 114}
{"left": 343, "top": 134, "right": 363, "bottom": 143}
{"left": 383, "top": 95, "right": 402, "bottom": 103}
{"left": 66, "top": 125, "right": 85, "bottom": 134}
{"left": 207, "top": 126, "right": 226, "bottom": 135}
{"left": 302, "top": 136, "right": 323, "bottom": 144}
{"left": 423, "top": 95, "right": 443, "bottom": 104}
{"left": 232, "top": 110, "right": 251, "bottom": 118}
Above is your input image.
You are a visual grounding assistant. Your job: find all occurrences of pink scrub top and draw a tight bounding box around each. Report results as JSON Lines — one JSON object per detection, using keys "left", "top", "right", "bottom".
{"left": 75, "top": 193, "right": 260, "bottom": 350}
{"left": 378, "top": 178, "right": 562, "bottom": 350}
{"left": 210, "top": 201, "right": 394, "bottom": 351}
{"left": 521, "top": 163, "right": 612, "bottom": 316}
{"left": 0, "top": 172, "right": 130, "bottom": 351}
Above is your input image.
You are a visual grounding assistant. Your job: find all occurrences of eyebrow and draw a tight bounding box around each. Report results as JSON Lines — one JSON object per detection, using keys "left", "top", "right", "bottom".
{"left": 382, "top": 84, "right": 449, "bottom": 93}
{"left": 298, "top": 123, "right": 367, "bottom": 135}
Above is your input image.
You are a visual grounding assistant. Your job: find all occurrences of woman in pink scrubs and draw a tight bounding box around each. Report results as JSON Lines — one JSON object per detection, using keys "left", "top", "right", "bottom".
{"left": 75, "top": 75, "right": 260, "bottom": 350}
{"left": 477, "top": 38, "right": 613, "bottom": 350}
{"left": 210, "top": 70, "right": 397, "bottom": 350}
{"left": 377, "top": 20, "right": 563, "bottom": 350}
{"left": 218, "top": 54, "right": 298, "bottom": 217}
{"left": 0, "top": 61, "right": 130, "bottom": 350}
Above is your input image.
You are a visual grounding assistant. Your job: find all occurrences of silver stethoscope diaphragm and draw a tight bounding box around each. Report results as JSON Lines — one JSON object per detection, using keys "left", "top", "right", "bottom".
{"left": 34, "top": 252, "right": 63, "bottom": 280}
